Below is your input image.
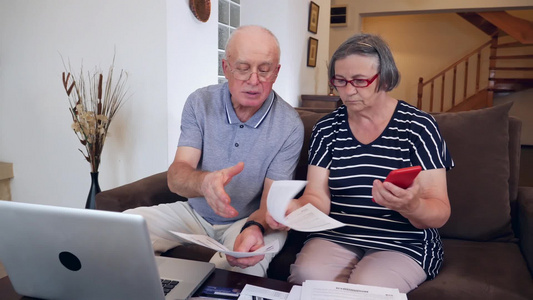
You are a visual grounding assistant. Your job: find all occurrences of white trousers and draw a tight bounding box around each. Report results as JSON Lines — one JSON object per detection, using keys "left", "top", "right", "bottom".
{"left": 124, "top": 202, "right": 286, "bottom": 277}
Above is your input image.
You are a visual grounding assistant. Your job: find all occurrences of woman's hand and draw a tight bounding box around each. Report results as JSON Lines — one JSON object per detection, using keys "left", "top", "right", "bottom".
{"left": 265, "top": 200, "right": 301, "bottom": 231}
{"left": 372, "top": 169, "right": 450, "bottom": 229}
{"left": 372, "top": 177, "right": 422, "bottom": 215}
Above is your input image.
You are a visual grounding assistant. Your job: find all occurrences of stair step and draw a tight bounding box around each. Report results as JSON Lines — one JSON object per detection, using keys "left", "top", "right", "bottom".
{"left": 491, "top": 78, "right": 533, "bottom": 82}
{"left": 490, "top": 54, "right": 533, "bottom": 59}
{"left": 490, "top": 87, "right": 516, "bottom": 92}
{"left": 489, "top": 78, "right": 533, "bottom": 93}
{"left": 491, "top": 67, "right": 533, "bottom": 71}
{"left": 496, "top": 41, "right": 530, "bottom": 48}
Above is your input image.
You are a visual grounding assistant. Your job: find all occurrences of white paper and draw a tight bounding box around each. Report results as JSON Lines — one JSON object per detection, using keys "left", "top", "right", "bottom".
{"left": 237, "top": 284, "right": 289, "bottom": 300}
{"left": 301, "top": 280, "right": 407, "bottom": 300}
{"left": 285, "top": 203, "right": 345, "bottom": 232}
{"left": 267, "top": 180, "right": 345, "bottom": 232}
{"left": 169, "top": 231, "right": 280, "bottom": 258}
{"left": 267, "top": 180, "right": 308, "bottom": 224}
{"left": 286, "top": 285, "right": 302, "bottom": 300}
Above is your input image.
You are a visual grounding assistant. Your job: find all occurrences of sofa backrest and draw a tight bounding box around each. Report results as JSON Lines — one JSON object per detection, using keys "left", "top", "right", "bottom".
{"left": 295, "top": 103, "right": 521, "bottom": 242}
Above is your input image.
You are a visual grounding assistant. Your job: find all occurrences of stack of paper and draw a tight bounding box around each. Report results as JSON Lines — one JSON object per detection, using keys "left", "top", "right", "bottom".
{"left": 293, "top": 280, "right": 407, "bottom": 300}
{"left": 237, "top": 284, "right": 289, "bottom": 300}
{"left": 237, "top": 280, "right": 407, "bottom": 300}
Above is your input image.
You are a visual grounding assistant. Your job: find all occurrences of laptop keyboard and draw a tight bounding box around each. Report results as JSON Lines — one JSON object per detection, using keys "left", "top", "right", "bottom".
{"left": 161, "top": 279, "right": 179, "bottom": 296}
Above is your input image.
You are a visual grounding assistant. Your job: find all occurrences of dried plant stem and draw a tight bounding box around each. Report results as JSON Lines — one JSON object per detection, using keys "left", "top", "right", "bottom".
{"left": 61, "top": 55, "right": 128, "bottom": 173}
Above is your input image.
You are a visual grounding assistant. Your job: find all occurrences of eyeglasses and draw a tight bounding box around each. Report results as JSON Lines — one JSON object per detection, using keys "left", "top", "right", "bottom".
{"left": 330, "top": 73, "right": 379, "bottom": 88}
{"left": 226, "top": 63, "right": 278, "bottom": 82}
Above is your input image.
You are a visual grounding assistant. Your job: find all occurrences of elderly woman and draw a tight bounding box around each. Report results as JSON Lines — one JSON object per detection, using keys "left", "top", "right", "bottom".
{"left": 268, "top": 34, "right": 454, "bottom": 293}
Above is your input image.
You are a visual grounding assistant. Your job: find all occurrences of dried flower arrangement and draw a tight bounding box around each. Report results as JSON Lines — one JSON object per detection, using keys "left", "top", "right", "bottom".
{"left": 61, "top": 57, "right": 128, "bottom": 173}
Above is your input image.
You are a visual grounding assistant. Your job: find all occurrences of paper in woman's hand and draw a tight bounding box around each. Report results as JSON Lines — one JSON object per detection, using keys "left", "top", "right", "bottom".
{"left": 267, "top": 180, "right": 345, "bottom": 232}
{"left": 267, "top": 180, "right": 308, "bottom": 224}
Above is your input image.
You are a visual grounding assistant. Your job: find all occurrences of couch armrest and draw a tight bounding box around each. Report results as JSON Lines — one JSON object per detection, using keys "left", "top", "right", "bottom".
{"left": 518, "top": 186, "right": 533, "bottom": 275}
{"left": 95, "top": 171, "right": 186, "bottom": 212}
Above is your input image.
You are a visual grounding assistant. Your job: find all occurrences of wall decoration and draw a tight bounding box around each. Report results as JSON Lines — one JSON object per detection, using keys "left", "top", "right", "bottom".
{"left": 189, "top": 0, "right": 211, "bottom": 22}
{"left": 307, "top": 37, "right": 318, "bottom": 67}
{"left": 308, "top": 1, "right": 320, "bottom": 34}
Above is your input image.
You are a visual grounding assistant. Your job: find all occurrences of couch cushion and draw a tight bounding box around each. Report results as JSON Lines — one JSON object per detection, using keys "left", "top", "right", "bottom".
{"left": 434, "top": 102, "right": 515, "bottom": 241}
{"left": 295, "top": 109, "right": 329, "bottom": 181}
{"left": 408, "top": 239, "right": 533, "bottom": 300}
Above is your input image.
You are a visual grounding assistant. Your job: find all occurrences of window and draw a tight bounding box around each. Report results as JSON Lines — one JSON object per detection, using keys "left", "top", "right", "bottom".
{"left": 218, "top": 0, "right": 240, "bottom": 84}
{"left": 330, "top": 5, "right": 347, "bottom": 27}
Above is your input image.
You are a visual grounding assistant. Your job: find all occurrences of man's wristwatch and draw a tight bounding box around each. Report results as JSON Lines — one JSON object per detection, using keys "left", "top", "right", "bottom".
{"left": 240, "top": 220, "right": 265, "bottom": 235}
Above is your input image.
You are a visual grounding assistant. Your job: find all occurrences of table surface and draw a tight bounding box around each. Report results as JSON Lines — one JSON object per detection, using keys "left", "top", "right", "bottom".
{"left": 0, "top": 268, "right": 293, "bottom": 299}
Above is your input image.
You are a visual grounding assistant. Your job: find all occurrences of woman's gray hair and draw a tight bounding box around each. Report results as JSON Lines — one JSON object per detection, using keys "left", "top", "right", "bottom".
{"left": 329, "top": 33, "right": 400, "bottom": 92}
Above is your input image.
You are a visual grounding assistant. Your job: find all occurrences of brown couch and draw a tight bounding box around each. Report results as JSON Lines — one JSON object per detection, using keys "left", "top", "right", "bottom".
{"left": 96, "top": 103, "right": 533, "bottom": 299}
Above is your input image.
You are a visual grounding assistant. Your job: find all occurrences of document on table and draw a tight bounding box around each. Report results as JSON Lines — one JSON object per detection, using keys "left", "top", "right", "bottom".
{"left": 237, "top": 284, "right": 289, "bottom": 300}
{"left": 301, "top": 280, "right": 407, "bottom": 300}
{"left": 169, "top": 231, "right": 279, "bottom": 258}
{"left": 267, "top": 180, "right": 345, "bottom": 232}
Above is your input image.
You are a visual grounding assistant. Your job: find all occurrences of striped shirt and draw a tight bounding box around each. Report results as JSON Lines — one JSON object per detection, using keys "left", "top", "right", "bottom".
{"left": 307, "top": 101, "right": 454, "bottom": 279}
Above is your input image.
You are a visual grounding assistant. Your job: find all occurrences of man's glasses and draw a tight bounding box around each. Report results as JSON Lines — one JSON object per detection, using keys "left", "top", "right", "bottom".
{"left": 330, "top": 73, "right": 379, "bottom": 88}
{"left": 226, "top": 63, "right": 278, "bottom": 82}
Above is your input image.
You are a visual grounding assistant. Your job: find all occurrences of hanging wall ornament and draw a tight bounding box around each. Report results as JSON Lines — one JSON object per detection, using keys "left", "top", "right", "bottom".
{"left": 189, "top": 0, "right": 211, "bottom": 22}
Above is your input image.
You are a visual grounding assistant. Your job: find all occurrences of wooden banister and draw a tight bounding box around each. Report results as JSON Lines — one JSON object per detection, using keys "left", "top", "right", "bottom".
{"left": 417, "top": 39, "right": 493, "bottom": 112}
{"left": 421, "top": 40, "right": 492, "bottom": 85}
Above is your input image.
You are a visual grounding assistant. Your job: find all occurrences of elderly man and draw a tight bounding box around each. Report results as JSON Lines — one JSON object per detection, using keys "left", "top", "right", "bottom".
{"left": 126, "top": 25, "right": 304, "bottom": 277}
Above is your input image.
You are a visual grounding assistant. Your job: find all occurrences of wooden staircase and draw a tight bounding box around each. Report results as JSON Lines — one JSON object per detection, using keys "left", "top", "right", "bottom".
{"left": 417, "top": 11, "right": 533, "bottom": 113}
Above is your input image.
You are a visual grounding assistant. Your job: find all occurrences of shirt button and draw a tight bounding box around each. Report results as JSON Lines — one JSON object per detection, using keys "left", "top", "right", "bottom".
{"left": 235, "top": 143, "right": 239, "bottom": 147}
{"left": 239, "top": 125, "right": 244, "bottom": 128}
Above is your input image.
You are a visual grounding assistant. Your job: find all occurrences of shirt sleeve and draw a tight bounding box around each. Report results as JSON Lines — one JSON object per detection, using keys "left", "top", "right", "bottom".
{"left": 409, "top": 114, "right": 454, "bottom": 171}
{"left": 177, "top": 93, "right": 204, "bottom": 150}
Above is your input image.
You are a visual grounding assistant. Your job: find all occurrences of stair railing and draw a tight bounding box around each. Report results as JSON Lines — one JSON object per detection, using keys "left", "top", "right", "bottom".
{"left": 417, "top": 39, "right": 493, "bottom": 112}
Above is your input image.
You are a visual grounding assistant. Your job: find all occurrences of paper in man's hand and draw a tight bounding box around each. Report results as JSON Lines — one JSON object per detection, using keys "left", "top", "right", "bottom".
{"left": 169, "top": 231, "right": 279, "bottom": 258}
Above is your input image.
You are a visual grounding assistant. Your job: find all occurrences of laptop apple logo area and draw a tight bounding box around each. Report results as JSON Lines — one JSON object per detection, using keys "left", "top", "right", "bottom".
{"left": 59, "top": 251, "right": 82, "bottom": 271}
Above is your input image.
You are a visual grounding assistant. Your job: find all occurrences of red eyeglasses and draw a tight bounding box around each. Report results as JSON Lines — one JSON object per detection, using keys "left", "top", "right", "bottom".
{"left": 330, "top": 73, "right": 379, "bottom": 88}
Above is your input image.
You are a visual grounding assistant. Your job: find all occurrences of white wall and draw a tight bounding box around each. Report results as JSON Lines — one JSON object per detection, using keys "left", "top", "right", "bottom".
{"left": 0, "top": 0, "right": 213, "bottom": 208}
{"left": 241, "top": 0, "right": 331, "bottom": 105}
{"left": 166, "top": 0, "right": 218, "bottom": 163}
{"left": 0, "top": 0, "right": 325, "bottom": 208}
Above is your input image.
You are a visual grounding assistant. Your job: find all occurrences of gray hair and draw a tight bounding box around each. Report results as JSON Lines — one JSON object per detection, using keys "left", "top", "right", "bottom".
{"left": 329, "top": 33, "right": 400, "bottom": 92}
{"left": 224, "top": 25, "right": 281, "bottom": 61}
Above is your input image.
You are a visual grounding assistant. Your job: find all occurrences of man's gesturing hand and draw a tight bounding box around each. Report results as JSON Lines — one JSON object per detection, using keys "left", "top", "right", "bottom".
{"left": 201, "top": 162, "right": 244, "bottom": 218}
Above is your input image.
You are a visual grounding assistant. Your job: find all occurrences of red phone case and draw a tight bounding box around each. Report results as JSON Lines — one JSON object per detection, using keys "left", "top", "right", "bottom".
{"left": 384, "top": 166, "right": 422, "bottom": 189}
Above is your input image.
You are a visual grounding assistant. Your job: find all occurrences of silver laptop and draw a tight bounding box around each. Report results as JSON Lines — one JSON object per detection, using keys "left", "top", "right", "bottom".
{"left": 0, "top": 201, "right": 215, "bottom": 300}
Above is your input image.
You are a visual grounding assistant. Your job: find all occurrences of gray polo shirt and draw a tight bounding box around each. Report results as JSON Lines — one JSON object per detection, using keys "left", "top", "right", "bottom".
{"left": 178, "top": 83, "right": 304, "bottom": 224}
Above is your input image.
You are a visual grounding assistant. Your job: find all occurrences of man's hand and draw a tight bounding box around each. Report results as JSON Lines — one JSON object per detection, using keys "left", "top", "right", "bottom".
{"left": 226, "top": 225, "right": 265, "bottom": 269}
{"left": 201, "top": 162, "right": 244, "bottom": 218}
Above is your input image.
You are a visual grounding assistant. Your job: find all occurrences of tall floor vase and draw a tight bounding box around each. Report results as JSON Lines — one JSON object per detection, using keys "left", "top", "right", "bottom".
{"left": 86, "top": 172, "right": 101, "bottom": 209}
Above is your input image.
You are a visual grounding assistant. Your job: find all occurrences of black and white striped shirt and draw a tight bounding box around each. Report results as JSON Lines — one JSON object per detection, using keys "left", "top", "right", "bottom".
{"left": 307, "top": 101, "right": 454, "bottom": 279}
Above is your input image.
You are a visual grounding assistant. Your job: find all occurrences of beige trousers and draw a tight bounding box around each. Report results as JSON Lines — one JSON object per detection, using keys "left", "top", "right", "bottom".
{"left": 289, "top": 238, "right": 427, "bottom": 293}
